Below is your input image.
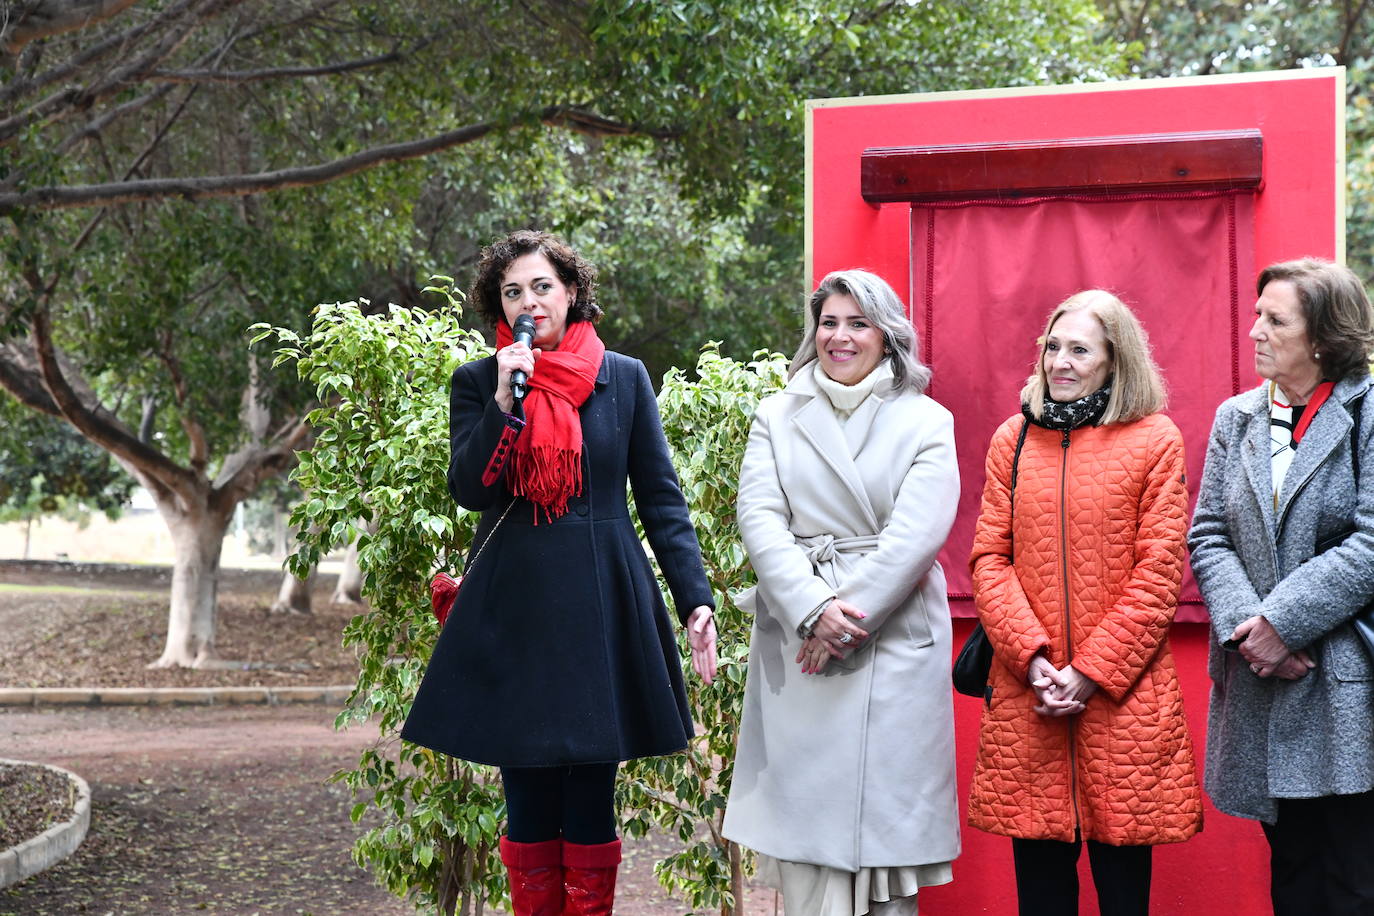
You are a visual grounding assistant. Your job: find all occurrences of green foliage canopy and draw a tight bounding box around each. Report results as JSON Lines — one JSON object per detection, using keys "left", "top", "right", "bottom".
{"left": 0, "top": 0, "right": 1122, "bottom": 570}
{"left": 1094, "top": 0, "right": 1374, "bottom": 279}
{"left": 0, "top": 395, "right": 133, "bottom": 521}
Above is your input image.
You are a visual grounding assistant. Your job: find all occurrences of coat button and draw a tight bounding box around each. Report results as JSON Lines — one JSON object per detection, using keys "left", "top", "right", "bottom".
{"left": 575, "top": 504, "right": 588, "bottom": 516}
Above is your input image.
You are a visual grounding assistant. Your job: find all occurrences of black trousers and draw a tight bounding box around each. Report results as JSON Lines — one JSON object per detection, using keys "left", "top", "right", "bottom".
{"left": 1011, "top": 836, "right": 1152, "bottom": 916}
{"left": 500, "top": 763, "right": 618, "bottom": 845}
{"left": 1262, "top": 790, "right": 1374, "bottom": 916}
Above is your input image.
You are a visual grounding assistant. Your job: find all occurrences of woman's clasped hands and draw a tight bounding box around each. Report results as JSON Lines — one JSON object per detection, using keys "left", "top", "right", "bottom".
{"left": 1230, "top": 614, "right": 1315, "bottom": 680}
{"left": 1028, "top": 653, "right": 1098, "bottom": 717}
{"left": 796, "top": 598, "right": 868, "bottom": 675}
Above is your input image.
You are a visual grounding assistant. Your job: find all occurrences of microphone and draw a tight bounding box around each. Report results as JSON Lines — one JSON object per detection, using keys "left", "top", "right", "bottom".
{"left": 510, "top": 314, "right": 536, "bottom": 402}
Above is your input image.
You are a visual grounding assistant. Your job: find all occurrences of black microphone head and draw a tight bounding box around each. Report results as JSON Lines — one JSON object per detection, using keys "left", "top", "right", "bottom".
{"left": 512, "top": 314, "right": 536, "bottom": 345}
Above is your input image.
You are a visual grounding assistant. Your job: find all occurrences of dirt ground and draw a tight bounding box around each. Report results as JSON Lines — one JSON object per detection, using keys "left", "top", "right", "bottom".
{"left": 0, "top": 561, "right": 777, "bottom": 915}
{"left": 0, "top": 560, "right": 361, "bottom": 689}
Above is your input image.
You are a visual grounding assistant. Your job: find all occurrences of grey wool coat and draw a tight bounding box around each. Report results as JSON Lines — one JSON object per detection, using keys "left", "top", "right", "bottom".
{"left": 1188, "top": 373, "right": 1374, "bottom": 822}
{"left": 721, "top": 367, "right": 962, "bottom": 871}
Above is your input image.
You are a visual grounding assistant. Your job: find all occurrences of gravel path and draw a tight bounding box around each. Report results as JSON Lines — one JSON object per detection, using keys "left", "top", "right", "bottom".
{"left": 0, "top": 704, "right": 777, "bottom": 915}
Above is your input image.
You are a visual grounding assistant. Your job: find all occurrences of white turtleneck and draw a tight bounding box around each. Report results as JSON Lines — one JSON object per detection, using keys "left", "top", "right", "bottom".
{"left": 812, "top": 360, "right": 892, "bottom": 420}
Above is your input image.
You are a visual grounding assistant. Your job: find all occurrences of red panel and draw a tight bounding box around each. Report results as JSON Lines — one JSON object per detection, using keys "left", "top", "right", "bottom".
{"left": 916, "top": 193, "right": 1254, "bottom": 621}
{"left": 811, "top": 73, "right": 1340, "bottom": 283}
{"left": 862, "top": 130, "right": 1263, "bottom": 203}
{"left": 809, "top": 72, "right": 1339, "bottom": 617}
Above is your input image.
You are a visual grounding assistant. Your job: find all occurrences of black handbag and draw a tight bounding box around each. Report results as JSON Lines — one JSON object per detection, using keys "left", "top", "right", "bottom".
{"left": 951, "top": 622, "right": 993, "bottom": 697}
{"left": 953, "top": 419, "right": 1029, "bottom": 698}
{"left": 1312, "top": 391, "right": 1374, "bottom": 658}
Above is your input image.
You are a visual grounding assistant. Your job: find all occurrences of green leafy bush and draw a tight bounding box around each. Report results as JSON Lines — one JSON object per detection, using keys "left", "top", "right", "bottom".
{"left": 620, "top": 346, "right": 787, "bottom": 913}
{"left": 254, "top": 296, "right": 787, "bottom": 914}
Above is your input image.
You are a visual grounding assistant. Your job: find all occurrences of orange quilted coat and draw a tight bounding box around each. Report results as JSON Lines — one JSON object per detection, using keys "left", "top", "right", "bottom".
{"left": 967, "top": 412, "right": 1203, "bottom": 846}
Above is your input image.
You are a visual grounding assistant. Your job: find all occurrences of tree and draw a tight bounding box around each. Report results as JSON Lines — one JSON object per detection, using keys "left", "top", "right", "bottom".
{"left": 618, "top": 346, "right": 788, "bottom": 912}
{"left": 0, "top": 394, "right": 134, "bottom": 556}
{"left": 0, "top": 0, "right": 1119, "bottom": 675}
{"left": 259, "top": 295, "right": 501, "bottom": 915}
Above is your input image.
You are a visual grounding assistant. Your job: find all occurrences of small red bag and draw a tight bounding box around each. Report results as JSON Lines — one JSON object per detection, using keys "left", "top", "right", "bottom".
{"left": 430, "top": 573, "right": 461, "bottom": 626}
{"left": 428, "top": 498, "right": 516, "bottom": 628}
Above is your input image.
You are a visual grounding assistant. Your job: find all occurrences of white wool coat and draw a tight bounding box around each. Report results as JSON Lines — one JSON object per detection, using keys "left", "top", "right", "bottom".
{"left": 722, "top": 367, "right": 962, "bottom": 871}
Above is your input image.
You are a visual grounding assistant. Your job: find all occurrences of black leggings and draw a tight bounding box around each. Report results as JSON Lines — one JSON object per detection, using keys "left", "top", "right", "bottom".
{"left": 500, "top": 763, "right": 618, "bottom": 845}
{"left": 1011, "top": 836, "right": 1153, "bottom": 916}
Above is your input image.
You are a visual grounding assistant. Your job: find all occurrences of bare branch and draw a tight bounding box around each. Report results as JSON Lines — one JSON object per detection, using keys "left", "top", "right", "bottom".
{"left": 0, "top": 0, "right": 200, "bottom": 107}
{"left": 149, "top": 50, "right": 403, "bottom": 84}
{"left": 0, "top": 0, "right": 244, "bottom": 145}
{"left": 0, "top": 107, "right": 678, "bottom": 212}
{"left": 212, "top": 416, "right": 311, "bottom": 509}
{"left": 1338, "top": 0, "right": 1373, "bottom": 64}
{"left": 2, "top": 0, "right": 141, "bottom": 55}
{"left": 50, "top": 81, "right": 180, "bottom": 158}
{"left": 241, "top": 356, "right": 270, "bottom": 441}
{"left": 138, "top": 393, "right": 157, "bottom": 442}
{"left": 2, "top": 120, "right": 492, "bottom": 210}
{"left": 28, "top": 307, "right": 197, "bottom": 494}
{"left": 156, "top": 327, "right": 210, "bottom": 473}
{"left": 61, "top": 85, "right": 191, "bottom": 252}
{"left": 0, "top": 341, "right": 64, "bottom": 416}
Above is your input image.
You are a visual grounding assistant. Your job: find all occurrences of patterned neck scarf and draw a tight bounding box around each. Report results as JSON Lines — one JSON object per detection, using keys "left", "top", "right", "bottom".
{"left": 1024, "top": 383, "right": 1113, "bottom": 432}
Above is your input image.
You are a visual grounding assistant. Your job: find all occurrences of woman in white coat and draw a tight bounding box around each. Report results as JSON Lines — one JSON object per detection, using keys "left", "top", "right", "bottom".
{"left": 723, "top": 269, "right": 961, "bottom": 915}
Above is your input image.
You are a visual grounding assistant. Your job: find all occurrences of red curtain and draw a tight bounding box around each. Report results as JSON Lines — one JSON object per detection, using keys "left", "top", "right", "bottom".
{"left": 914, "top": 192, "right": 1256, "bottom": 622}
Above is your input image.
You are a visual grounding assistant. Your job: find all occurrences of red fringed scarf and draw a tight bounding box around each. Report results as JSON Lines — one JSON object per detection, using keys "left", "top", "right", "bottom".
{"left": 495, "top": 318, "right": 605, "bottom": 521}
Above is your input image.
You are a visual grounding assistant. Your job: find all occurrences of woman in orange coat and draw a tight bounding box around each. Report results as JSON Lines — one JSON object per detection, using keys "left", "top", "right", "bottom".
{"left": 968, "top": 290, "right": 1202, "bottom": 916}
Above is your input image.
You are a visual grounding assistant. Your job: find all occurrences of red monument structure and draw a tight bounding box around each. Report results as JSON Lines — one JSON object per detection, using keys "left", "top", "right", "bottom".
{"left": 806, "top": 69, "right": 1345, "bottom": 914}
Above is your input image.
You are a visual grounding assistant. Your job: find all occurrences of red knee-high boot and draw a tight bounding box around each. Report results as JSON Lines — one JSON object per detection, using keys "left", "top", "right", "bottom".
{"left": 500, "top": 837, "right": 563, "bottom": 916}
{"left": 562, "top": 838, "right": 621, "bottom": 916}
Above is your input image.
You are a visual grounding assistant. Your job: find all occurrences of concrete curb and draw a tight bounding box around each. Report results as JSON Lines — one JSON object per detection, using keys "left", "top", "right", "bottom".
{"left": 0, "top": 758, "right": 91, "bottom": 889}
{"left": 0, "top": 686, "right": 354, "bottom": 707}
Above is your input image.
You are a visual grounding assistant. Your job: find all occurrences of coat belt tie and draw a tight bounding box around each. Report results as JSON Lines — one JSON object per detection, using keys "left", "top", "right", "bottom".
{"left": 797, "top": 533, "right": 880, "bottom": 566}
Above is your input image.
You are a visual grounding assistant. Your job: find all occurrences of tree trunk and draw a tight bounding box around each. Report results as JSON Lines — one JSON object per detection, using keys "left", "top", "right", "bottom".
{"left": 271, "top": 566, "right": 315, "bottom": 614}
{"left": 331, "top": 538, "right": 364, "bottom": 605}
{"left": 150, "top": 499, "right": 233, "bottom": 668}
{"left": 23, "top": 517, "right": 31, "bottom": 560}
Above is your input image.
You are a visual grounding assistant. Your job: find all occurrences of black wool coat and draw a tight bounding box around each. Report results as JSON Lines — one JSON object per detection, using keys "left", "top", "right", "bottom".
{"left": 401, "top": 350, "right": 715, "bottom": 767}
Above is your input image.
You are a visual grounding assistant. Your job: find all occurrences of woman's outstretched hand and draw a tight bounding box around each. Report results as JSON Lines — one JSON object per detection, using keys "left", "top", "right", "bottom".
{"left": 687, "top": 605, "right": 717, "bottom": 685}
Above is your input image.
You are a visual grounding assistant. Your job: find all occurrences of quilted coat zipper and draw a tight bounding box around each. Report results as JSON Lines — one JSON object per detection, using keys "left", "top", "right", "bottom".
{"left": 1059, "top": 428, "right": 1082, "bottom": 834}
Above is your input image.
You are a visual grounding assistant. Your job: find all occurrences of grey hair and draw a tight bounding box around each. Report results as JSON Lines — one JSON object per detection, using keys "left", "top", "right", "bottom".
{"left": 789, "top": 269, "right": 931, "bottom": 394}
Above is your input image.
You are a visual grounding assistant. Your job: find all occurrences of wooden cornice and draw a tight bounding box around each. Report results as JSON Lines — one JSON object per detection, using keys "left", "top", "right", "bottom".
{"left": 860, "top": 129, "right": 1263, "bottom": 204}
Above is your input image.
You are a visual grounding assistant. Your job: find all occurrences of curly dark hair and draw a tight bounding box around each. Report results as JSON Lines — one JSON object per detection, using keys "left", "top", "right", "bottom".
{"left": 469, "top": 229, "right": 601, "bottom": 329}
{"left": 1258, "top": 258, "right": 1374, "bottom": 382}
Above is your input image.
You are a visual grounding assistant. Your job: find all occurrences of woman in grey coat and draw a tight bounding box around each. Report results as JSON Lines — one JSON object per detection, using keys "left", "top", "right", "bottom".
{"left": 1189, "top": 258, "right": 1374, "bottom": 915}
